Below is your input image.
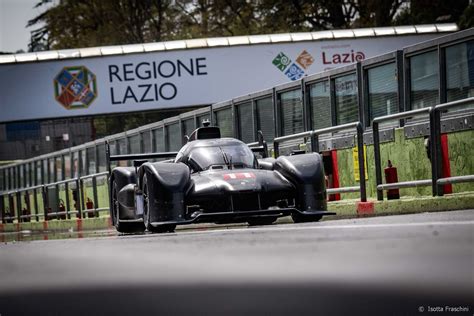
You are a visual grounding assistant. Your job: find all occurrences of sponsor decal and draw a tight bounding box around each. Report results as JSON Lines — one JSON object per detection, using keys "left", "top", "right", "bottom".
{"left": 322, "top": 49, "right": 365, "bottom": 65}
{"left": 272, "top": 50, "right": 314, "bottom": 81}
{"left": 54, "top": 66, "right": 97, "bottom": 109}
{"left": 223, "top": 172, "right": 256, "bottom": 180}
{"left": 272, "top": 52, "right": 292, "bottom": 71}
{"left": 295, "top": 50, "right": 314, "bottom": 69}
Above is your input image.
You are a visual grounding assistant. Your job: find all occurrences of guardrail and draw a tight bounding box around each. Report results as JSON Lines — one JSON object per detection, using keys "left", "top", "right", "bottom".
{"left": 432, "top": 98, "right": 474, "bottom": 196}
{"left": 373, "top": 97, "right": 474, "bottom": 200}
{"left": 1, "top": 185, "right": 44, "bottom": 223}
{"left": 0, "top": 171, "right": 110, "bottom": 224}
{"left": 373, "top": 107, "right": 433, "bottom": 201}
{"left": 43, "top": 178, "right": 79, "bottom": 220}
{"left": 273, "top": 122, "right": 367, "bottom": 203}
{"left": 79, "top": 171, "right": 109, "bottom": 218}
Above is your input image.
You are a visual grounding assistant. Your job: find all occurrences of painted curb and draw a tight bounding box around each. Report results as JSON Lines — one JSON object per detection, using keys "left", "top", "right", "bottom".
{"left": 356, "top": 202, "right": 375, "bottom": 215}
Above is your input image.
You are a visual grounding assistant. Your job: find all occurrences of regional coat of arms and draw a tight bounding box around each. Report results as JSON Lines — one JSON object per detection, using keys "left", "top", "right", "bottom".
{"left": 54, "top": 66, "right": 97, "bottom": 109}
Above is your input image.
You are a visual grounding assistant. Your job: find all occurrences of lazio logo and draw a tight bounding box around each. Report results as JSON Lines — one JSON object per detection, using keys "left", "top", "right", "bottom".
{"left": 272, "top": 50, "right": 314, "bottom": 81}
{"left": 54, "top": 66, "right": 97, "bottom": 109}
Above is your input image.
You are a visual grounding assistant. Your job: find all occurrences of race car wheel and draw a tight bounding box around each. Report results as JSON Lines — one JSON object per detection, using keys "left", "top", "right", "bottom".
{"left": 291, "top": 213, "right": 323, "bottom": 223}
{"left": 247, "top": 216, "right": 277, "bottom": 226}
{"left": 143, "top": 175, "right": 176, "bottom": 234}
{"left": 112, "top": 181, "right": 144, "bottom": 234}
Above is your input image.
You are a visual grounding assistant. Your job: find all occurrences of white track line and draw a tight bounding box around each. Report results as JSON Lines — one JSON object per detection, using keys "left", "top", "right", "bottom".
{"left": 172, "top": 220, "right": 474, "bottom": 237}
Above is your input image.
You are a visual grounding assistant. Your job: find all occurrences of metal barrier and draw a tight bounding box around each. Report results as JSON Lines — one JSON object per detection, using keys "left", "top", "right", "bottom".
{"left": 14, "top": 184, "right": 44, "bottom": 222}
{"left": 273, "top": 122, "right": 367, "bottom": 203}
{"left": 432, "top": 98, "right": 474, "bottom": 196}
{"left": 79, "top": 171, "right": 109, "bottom": 218}
{"left": 43, "top": 178, "right": 79, "bottom": 220}
{"left": 373, "top": 97, "right": 474, "bottom": 201}
{"left": 373, "top": 107, "right": 433, "bottom": 201}
{"left": 0, "top": 171, "right": 111, "bottom": 224}
{"left": 1, "top": 185, "right": 45, "bottom": 223}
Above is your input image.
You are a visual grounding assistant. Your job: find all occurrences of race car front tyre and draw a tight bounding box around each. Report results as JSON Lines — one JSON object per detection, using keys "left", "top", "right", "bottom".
{"left": 142, "top": 175, "right": 177, "bottom": 234}
{"left": 291, "top": 213, "right": 323, "bottom": 223}
{"left": 112, "top": 181, "right": 145, "bottom": 234}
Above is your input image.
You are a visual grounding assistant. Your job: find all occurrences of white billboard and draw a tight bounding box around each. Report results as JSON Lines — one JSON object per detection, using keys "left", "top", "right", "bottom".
{"left": 0, "top": 34, "right": 438, "bottom": 123}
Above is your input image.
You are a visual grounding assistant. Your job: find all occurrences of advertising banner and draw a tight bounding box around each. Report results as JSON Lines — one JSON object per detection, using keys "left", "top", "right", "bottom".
{"left": 0, "top": 34, "right": 438, "bottom": 122}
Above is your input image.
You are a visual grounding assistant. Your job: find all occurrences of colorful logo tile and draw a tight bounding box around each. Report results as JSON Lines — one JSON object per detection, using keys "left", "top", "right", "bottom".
{"left": 272, "top": 52, "right": 292, "bottom": 72}
{"left": 54, "top": 66, "right": 97, "bottom": 109}
{"left": 296, "top": 50, "right": 314, "bottom": 69}
{"left": 285, "top": 63, "right": 305, "bottom": 81}
{"left": 272, "top": 50, "right": 314, "bottom": 81}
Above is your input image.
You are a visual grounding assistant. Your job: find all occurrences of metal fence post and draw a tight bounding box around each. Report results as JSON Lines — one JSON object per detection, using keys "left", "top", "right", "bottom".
{"left": 8, "top": 194, "right": 14, "bottom": 223}
{"left": 1, "top": 194, "right": 5, "bottom": 224}
{"left": 434, "top": 109, "right": 444, "bottom": 196}
{"left": 273, "top": 141, "right": 280, "bottom": 158}
{"left": 372, "top": 121, "right": 384, "bottom": 201}
{"left": 77, "top": 178, "right": 83, "bottom": 219}
{"left": 429, "top": 108, "right": 438, "bottom": 197}
{"left": 33, "top": 188, "right": 39, "bottom": 222}
{"left": 42, "top": 185, "right": 48, "bottom": 221}
{"left": 356, "top": 123, "right": 367, "bottom": 202}
{"left": 65, "top": 181, "right": 71, "bottom": 219}
{"left": 310, "top": 131, "right": 319, "bottom": 153}
{"left": 25, "top": 190, "right": 31, "bottom": 222}
{"left": 92, "top": 176, "right": 99, "bottom": 217}
{"left": 16, "top": 191, "right": 21, "bottom": 223}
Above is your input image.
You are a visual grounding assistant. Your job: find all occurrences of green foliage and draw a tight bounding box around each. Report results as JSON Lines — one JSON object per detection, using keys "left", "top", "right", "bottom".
{"left": 28, "top": 0, "right": 180, "bottom": 51}
{"left": 459, "top": 4, "right": 474, "bottom": 29}
{"left": 393, "top": 0, "right": 469, "bottom": 25}
{"left": 27, "top": 0, "right": 472, "bottom": 52}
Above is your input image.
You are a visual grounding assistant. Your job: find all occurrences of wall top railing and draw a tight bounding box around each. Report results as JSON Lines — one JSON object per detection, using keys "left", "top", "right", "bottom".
{"left": 372, "top": 107, "right": 432, "bottom": 124}
{"left": 0, "top": 24, "right": 457, "bottom": 65}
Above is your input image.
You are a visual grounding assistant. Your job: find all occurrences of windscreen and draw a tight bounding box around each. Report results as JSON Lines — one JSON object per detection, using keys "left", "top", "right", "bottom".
{"left": 189, "top": 144, "right": 255, "bottom": 171}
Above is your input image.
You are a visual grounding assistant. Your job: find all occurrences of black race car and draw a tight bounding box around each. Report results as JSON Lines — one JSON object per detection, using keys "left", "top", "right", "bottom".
{"left": 107, "top": 122, "right": 333, "bottom": 233}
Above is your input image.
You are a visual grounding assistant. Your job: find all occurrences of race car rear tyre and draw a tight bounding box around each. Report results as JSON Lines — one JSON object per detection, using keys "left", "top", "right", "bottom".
{"left": 291, "top": 213, "right": 323, "bottom": 223}
{"left": 143, "top": 175, "right": 177, "bottom": 234}
{"left": 247, "top": 217, "right": 277, "bottom": 226}
{"left": 112, "top": 181, "right": 144, "bottom": 234}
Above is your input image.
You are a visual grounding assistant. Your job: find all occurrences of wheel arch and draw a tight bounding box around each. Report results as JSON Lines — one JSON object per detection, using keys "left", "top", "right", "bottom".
{"left": 109, "top": 167, "right": 137, "bottom": 224}
{"left": 275, "top": 152, "right": 327, "bottom": 212}
{"left": 138, "top": 162, "right": 191, "bottom": 224}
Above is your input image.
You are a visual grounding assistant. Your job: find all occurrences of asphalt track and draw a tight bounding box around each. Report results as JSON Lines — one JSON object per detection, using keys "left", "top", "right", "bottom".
{"left": 0, "top": 210, "right": 473, "bottom": 315}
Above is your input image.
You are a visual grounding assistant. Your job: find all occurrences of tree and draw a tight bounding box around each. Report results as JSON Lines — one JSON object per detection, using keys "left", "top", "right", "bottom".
{"left": 27, "top": 0, "right": 472, "bottom": 52}
{"left": 393, "top": 0, "right": 469, "bottom": 25}
{"left": 28, "top": 0, "right": 179, "bottom": 51}
{"left": 174, "top": 0, "right": 261, "bottom": 38}
{"left": 459, "top": 4, "right": 474, "bottom": 29}
{"left": 356, "top": 0, "right": 407, "bottom": 27}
